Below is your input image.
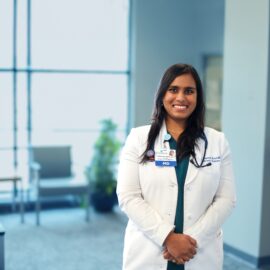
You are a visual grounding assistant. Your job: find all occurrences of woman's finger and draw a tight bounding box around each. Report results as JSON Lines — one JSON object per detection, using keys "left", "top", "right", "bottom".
{"left": 176, "top": 258, "right": 185, "bottom": 265}
{"left": 163, "top": 250, "right": 173, "bottom": 260}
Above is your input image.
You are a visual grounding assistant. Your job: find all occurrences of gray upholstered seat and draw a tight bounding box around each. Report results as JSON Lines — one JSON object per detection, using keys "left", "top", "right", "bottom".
{"left": 30, "top": 146, "right": 90, "bottom": 225}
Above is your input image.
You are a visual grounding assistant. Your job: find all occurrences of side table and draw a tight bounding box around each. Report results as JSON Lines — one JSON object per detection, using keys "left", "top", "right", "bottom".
{"left": 0, "top": 223, "right": 4, "bottom": 270}
{"left": 0, "top": 175, "right": 24, "bottom": 223}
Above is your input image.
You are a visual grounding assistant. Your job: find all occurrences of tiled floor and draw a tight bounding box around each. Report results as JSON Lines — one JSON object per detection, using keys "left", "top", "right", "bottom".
{"left": 224, "top": 253, "right": 270, "bottom": 270}
{"left": 224, "top": 253, "right": 256, "bottom": 270}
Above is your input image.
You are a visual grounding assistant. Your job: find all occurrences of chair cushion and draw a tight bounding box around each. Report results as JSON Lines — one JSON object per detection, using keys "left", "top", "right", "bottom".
{"left": 38, "top": 177, "right": 89, "bottom": 196}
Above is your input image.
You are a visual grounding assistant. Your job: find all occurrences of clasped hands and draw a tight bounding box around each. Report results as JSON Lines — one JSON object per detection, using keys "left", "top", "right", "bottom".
{"left": 163, "top": 232, "right": 197, "bottom": 265}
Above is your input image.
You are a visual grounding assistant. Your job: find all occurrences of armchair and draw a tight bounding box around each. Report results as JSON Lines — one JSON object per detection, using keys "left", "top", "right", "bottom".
{"left": 30, "top": 146, "right": 90, "bottom": 225}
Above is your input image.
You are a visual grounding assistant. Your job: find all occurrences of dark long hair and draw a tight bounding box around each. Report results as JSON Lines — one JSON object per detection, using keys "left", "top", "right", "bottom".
{"left": 141, "top": 63, "right": 205, "bottom": 163}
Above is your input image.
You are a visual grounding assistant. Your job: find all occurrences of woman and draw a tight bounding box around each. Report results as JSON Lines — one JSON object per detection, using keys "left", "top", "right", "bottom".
{"left": 117, "top": 63, "right": 236, "bottom": 270}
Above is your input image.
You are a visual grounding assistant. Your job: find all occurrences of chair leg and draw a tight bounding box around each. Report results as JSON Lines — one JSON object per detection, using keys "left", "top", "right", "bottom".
{"left": 26, "top": 188, "right": 31, "bottom": 210}
{"left": 12, "top": 181, "right": 16, "bottom": 212}
{"left": 36, "top": 197, "right": 41, "bottom": 226}
{"left": 85, "top": 193, "right": 90, "bottom": 222}
{"left": 19, "top": 184, "right": 25, "bottom": 224}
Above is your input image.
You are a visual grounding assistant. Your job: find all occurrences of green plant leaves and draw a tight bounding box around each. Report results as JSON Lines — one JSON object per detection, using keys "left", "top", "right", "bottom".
{"left": 85, "top": 119, "right": 121, "bottom": 195}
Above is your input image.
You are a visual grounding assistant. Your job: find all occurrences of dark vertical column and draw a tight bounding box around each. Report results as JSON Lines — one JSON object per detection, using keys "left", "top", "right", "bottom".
{"left": 12, "top": 0, "right": 18, "bottom": 169}
{"left": 27, "top": 0, "right": 32, "bottom": 175}
{"left": 0, "top": 224, "right": 5, "bottom": 270}
{"left": 260, "top": 2, "right": 270, "bottom": 265}
{"left": 126, "top": 0, "right": 132, "bottom": 135}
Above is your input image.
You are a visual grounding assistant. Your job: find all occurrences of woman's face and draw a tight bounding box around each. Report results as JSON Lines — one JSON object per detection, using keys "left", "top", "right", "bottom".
{"left": 162, "top": 73, "right": 197, "bottom": 125}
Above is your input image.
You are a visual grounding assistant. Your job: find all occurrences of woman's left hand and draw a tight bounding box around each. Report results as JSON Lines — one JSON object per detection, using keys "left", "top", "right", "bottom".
{"left": 163, "top": 248, "right": 185, "bottom": 264}
{"left": 163, "top": 247, "right": 174, "bottom": 261}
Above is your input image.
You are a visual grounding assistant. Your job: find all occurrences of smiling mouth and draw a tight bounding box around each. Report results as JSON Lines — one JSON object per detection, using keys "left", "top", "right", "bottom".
{"left": 173, "top": 105, "right": 188, "bottom": 111}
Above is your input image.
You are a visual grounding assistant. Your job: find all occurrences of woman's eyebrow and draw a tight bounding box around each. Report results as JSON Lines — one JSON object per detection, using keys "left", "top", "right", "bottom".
{"left": 169, "top": 85, "right": 196, "bottom": 89}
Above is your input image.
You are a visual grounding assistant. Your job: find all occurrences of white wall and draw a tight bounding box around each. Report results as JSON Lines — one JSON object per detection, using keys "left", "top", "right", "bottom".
{"left": 222, "top": 0, "right": 270, "bottom": 259}
{"left": 130, "top": 0, "right": 225, "bottom": 126}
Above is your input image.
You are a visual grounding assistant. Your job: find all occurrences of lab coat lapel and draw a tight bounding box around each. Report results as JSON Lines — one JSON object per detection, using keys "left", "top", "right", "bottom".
{"left": 154, "top": 121, "right": 167, "bottom": 151}
{"left": 185, "top": 137, "right": 204, "bottom": 185}
{"left": 154, "top": 121, "right": 178, "bottom": 185}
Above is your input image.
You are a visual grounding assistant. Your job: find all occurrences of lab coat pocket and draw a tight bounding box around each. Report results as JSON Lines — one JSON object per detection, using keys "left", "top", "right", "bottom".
{"left": 197, "top": 162, "right": 221, "bottom": 196}
{"left": 139, "top": 162, "right": 172, "bottom": 192}
{"left": 199, "top": 160, "right": 220, "bottom": 176}
{"left": 123, "top": 224, "right": 162, "bottom": 269}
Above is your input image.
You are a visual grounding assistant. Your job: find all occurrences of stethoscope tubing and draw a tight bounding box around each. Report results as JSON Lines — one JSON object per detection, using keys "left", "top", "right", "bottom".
{"left": 190, "top": 132, "right": 212, "bottom": 168}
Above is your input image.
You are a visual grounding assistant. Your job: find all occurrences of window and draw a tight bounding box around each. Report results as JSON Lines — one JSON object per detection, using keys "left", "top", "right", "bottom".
{"left": 0, "top": 0, "right": 129, "bottom": 183}
{"left": 204, "top": 56, "right": 223, "bottom": 131}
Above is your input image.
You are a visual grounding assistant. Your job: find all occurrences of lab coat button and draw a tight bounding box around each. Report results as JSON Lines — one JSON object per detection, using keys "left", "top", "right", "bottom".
{"left": 187, "top": 215, "right": 192, "bottom": 220}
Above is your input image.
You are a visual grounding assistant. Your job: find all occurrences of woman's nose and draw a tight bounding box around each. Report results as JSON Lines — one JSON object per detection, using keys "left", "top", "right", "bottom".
{"left": 175, "top": 90, "right": 185, "bottom": 101}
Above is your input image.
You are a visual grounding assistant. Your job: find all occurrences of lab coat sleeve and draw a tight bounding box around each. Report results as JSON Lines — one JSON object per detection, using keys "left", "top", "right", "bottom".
{"left": 117, "top": 128, "right": 174, "bottom": 246}
{"left": 184, "top": 134, "right": 236, "bottom": 248}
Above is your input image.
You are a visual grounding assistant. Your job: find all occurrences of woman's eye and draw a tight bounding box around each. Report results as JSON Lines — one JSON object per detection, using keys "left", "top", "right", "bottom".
{"left": 168, "top": 88, "right": 178, "bottom": 93}
{"left": 185, "top": 88, "right": 194, "bottom": 94}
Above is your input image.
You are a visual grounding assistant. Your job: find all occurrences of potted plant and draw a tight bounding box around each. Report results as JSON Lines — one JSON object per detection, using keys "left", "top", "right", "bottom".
{"left": 85, "top": 119, "right": 121, "bottom": 212}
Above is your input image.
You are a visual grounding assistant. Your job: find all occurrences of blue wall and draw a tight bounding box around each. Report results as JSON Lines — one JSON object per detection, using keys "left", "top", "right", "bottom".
{"left": 130, "top": 0, "right": 225, "bottom": 126}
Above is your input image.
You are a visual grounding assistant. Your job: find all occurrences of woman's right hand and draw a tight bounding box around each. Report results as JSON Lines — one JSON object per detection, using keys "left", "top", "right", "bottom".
{"left": 163, "top": 232, "right": 197, "bottom": 262}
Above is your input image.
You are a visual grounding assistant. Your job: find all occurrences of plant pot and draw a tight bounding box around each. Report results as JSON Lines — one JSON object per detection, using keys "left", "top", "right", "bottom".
{"left": 91, "top": 190, "right": 116, "bottom": 212}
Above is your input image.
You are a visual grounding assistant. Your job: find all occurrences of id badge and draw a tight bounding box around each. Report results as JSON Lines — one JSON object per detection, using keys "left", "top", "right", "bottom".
{"left": 155, "top": 149, "right": 177, "bottom": 167}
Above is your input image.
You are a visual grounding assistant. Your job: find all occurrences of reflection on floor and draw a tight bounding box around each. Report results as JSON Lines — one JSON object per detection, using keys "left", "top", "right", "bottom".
{"left": 0, "top": 207, "right": 267, "bottom": 270}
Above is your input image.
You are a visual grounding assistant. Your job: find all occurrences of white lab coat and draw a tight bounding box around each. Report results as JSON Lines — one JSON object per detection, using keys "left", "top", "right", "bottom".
{"left": 117, "top": 122, "right": 236, "bottom": 270}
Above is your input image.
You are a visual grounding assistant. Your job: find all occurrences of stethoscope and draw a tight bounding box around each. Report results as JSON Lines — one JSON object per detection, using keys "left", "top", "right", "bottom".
{"left": 190, "top": 132, "right": 212, "bottom": 168}
{"left": 146, "top": 132, "right": 212, "bottom": 168}
{"left": 162, "top": 132, "right": 212, "bottom": 168}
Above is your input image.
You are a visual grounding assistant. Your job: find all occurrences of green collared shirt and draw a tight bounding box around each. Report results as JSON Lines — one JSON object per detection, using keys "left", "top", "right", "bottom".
{"left": 167, "top": 137, "right": 189, "bottom": 270}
